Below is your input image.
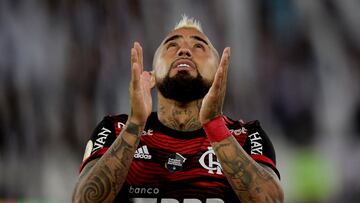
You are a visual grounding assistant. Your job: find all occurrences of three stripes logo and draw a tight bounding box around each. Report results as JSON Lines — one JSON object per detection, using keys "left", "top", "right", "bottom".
{"left": 134, "top": 145, "right": 152, "bottom": 159}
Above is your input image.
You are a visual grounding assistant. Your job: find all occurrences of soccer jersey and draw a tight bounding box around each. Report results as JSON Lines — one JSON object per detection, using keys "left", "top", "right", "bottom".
{"left": 80, "top": 112, "right": 280, "bottom": 203}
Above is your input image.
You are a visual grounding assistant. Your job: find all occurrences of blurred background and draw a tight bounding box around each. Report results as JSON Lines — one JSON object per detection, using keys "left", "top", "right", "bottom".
{"left": 1, "top": 0, "right": 360, "bottom": 202}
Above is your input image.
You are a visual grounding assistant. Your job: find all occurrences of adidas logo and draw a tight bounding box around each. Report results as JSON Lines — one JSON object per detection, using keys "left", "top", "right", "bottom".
{"left": 134, "top": 145, "right": 152, "bottom": 159}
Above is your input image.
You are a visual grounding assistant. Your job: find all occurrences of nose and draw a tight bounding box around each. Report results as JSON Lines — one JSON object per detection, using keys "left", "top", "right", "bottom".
{"left": 177, "top": 48, "right": 192, "bottom": 58}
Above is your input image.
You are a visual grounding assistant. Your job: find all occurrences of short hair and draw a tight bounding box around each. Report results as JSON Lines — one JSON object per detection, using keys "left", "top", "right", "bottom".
{"left": 153, "top": 15, "right": 219, "bottom": 70}
{"left": 174, "top": 15, "right": 203, "bottom": 33}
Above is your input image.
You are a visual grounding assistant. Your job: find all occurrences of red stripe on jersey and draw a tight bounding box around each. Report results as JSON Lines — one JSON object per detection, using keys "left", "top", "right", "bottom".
{"left": 233, "top": 134, "right": 247, "bottom": 146}
{"left": 127, "top": 163, "right": 168, "bottom": 182}
{"left": 251, "top": 154, "right": 276, "bottom": 169}
{"left": 168, "top": 169, "right": 224, "bottom": 181}
{"left": 114, "top": 121, "right": 124, "bottom": 137}
{"left": 141, "top": 134, "right": 209, "bottom": 154}
{"left": 222, "top": 115, "right": 234, "bottom": 124}
{"left": 127, "top": 166, "right": 227, "bottom": 187}
{"left": 79, "top": 147, "right": 109, "bottom": 172}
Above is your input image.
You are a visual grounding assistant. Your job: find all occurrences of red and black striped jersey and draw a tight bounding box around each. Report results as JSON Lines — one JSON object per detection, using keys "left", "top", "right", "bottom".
{"left": 80, "top": 112, "right": 280, "bottom": 203}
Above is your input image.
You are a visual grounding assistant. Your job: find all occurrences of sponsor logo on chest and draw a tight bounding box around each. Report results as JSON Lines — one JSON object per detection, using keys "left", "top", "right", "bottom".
{"left": 129, "top": 186, "right": 160, "bottom": 195}
{"left": 134, "top": 145, "right": 152, "bottom": 159}
{"left": 199, "top": 147, "right": 223, "bottom": 175}
{"left": 165, "top": 153, "right": 187, "bottom": 172}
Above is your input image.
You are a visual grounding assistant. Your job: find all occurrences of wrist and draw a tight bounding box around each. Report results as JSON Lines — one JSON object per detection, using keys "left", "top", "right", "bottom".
{"left": 128, "top": 116, "right": 147, "bottom": 128}
{"left": 202, "top": 115, "right": 231, "bottom": 143}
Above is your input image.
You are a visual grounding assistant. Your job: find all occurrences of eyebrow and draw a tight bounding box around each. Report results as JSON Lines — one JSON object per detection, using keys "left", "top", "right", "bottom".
{"left": 163, "top": 35, "right": 182, "bottom": 45}
{"left": 163, "top": 34, "right": 209, "bottom": 46}
{"left": 191, "top": 36, "right": 209, "bottom": 45}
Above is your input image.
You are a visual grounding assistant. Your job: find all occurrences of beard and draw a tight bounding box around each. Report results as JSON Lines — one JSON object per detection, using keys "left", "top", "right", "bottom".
{"left": 156, "top": 70, "right": 212, "bottom": 103}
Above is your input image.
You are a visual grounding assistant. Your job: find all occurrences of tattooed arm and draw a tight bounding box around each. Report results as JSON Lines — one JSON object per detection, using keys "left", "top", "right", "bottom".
{"left": 212, "top": 136, "right": 283, "bottom": 203}
{"left": 72, "top": 122, "right": 143, "bottom": 203}
{"left": 199, "top": 48, "right": 283, "bottom": 202}
{"left": 73, "top": 42, "right": 154, "bottom": 202}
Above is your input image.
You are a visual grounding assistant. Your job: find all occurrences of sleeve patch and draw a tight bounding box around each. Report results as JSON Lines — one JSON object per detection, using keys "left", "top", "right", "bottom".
{"left": 248, "top": 131, "right": 263, "bottom": 155}
{"left": 79, "top": 115, "right": 128, "bottom": 173}
{"left": 242, "top": 120, "right": 278, "bottom": 170}
{"left": 92, "top": 127, "right": 112, "bottom": 153}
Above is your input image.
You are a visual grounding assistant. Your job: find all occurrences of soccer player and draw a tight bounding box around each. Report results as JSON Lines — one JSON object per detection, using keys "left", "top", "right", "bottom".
{"left": 72, "top": 16, "right": 284, "bottom": 203}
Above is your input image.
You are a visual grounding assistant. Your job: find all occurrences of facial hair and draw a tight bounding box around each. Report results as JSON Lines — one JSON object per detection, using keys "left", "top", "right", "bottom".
{"left": 157, "top": 70, "right": 212, "bottom": 103}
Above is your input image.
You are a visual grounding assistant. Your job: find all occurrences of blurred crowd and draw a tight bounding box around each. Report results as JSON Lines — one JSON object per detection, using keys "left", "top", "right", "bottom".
{"left": 0, "top": 0, "right": 359, "bottom": 202}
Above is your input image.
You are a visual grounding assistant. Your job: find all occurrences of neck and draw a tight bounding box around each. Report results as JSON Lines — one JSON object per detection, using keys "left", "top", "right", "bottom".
{"left": 157, "top": 93, "right": 202, "bottom": 132}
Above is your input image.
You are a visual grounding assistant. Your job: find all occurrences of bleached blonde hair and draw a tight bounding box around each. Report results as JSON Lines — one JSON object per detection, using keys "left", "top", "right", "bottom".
{"left": 174, "top": 15, "right": 203, "bottom": 33}
{"left": 173, "top": 15, "right": 219, "bottom": 59}
{"left": 152, "top": 15, "right": 219, "bottom": 72}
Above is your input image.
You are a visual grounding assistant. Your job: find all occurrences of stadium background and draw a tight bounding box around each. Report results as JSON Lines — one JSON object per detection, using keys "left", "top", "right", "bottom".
{"left": 1, "top": 0, "right": 359, "bottom": 202}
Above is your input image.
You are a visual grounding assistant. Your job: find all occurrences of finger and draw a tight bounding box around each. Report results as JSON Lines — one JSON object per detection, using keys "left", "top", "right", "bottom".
{"left": 131, "top": 47, "right": 140, "bottom": 89}
{"left": 221, "top": 48, "right": 230, "bottom": 105}
{"left": 131, "top": 62, "right": 141, "bottom": 89}
{"left": 211, "top": 48, "right": 229, "bottom": 91}
{"left": 141, "top": 71, "right": 152, "bottom": 96}
{"left": 209, "top": 62, "right": 224, "bottom": 93}
{"left": 219, "top": 47, "right": 231, "bottom": 86}
{"left": 218, "top": 47, "right": 230, "bottom": 97}
{"left": 134, "top": 42, "right": 144, "bottom": 72}
{"left": 141, "top": 71, "right": 151, "bottom": 86}
{"left": 131, "top": 47, "right": 138, "bottom": 69}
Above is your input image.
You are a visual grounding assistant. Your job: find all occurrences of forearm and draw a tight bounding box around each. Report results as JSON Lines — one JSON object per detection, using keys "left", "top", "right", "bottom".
{"left": 212, "top": 136, "right": 284, "bottom": 203}
{"left": 72, "top": 121, "right": 143, "bottom": 203}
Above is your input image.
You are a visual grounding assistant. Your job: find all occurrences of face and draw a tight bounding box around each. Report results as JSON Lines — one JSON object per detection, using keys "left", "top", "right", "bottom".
{"left": 153, "top": 28, "right": 220, "bottom": 102}
{"left": 154, "top": 28, "right": 219, "bottom": 81}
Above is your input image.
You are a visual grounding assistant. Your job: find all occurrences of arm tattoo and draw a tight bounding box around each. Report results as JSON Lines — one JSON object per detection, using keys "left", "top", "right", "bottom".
{"left": 74, "top": 123, "right": 141, "bottom": 202}
{"left": 207, "top": 102, "right": 221, "bottom": 121}
{"left": 125, "top": 122, "right": 141, "bottom": 135}
{"left": 213, "top": 137, "right": 283, "bottom": 203}
{"left": 82, "top": 167, "right": 112, "bottom": 202}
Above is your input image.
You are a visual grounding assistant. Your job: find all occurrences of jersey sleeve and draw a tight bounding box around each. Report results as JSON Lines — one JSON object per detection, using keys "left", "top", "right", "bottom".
{"left": 242, "top": 120, "right": 280, "bottom": 179}
{"left": 79, "top": 114, "right": 128, "bottom": 172}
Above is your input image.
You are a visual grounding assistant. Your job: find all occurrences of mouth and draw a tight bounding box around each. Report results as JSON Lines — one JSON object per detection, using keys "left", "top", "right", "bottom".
{"left": 171, "top": 59, "right": 197, "bottom": 71}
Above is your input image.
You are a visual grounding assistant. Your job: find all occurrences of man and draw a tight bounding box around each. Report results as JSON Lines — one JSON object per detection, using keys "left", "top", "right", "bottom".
{"left": 72, "top": 16, "right": 284, "bottom": 203}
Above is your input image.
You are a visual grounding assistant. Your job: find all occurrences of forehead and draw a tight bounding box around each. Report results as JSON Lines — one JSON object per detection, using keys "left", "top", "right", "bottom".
{"left": 162, "top": 28, "right": 209, "bottom": 43}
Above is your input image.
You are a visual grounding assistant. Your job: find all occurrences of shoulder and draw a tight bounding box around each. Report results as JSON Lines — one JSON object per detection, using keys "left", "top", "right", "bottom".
{"left": 101, "top": 113, "right": 129, "bottom": 124}
{"left": 97, "top": 114, "right": 129, "bottom": 135}
{"left": 79, "top": 113, "right": 129, "bottom": 172}
{"left": 223, "top": 115, "right": 265, "bottom": 136}
{"left": 224, "top": 115, "right": 273, "bottom": 148}
{"left": 223, "top": 115, "right": 280, "bottom": 179}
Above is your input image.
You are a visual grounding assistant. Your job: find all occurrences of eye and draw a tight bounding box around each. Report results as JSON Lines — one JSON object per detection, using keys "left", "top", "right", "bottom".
{"left": 167, "top": 42, "right": 177, "bottom": 49}
{"left": 194, "top": 43, "right": 204, "bottom": 50}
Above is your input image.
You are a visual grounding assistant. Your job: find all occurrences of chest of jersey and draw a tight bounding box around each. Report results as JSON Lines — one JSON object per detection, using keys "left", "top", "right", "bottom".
{"left": 124, "top": 132, "right": 239, "bottom": 202}
{"left": 83, "top": 114, "right": 276, "bottom": 202}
